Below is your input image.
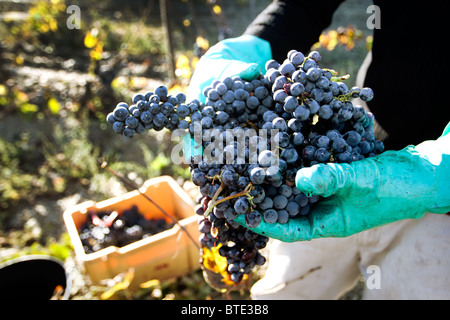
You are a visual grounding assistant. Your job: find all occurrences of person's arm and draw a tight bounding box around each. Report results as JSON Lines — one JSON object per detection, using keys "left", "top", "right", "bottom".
{"left": 186, "top": 0, "right": 344, "bottom": 103}
{"left": 244, "top": 0, "right": 344, "bottom": 62}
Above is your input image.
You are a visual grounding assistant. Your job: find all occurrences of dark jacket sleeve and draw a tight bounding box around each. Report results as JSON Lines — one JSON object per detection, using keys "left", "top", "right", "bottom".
{"left": 244, "top": 0, "right": 345, "bottom": 61}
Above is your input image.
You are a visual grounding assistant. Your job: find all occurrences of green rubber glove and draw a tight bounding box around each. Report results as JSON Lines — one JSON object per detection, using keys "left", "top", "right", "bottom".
{"left": 183, "top": 34, "right": 272, "bottom": 162}
{"left": 186, "top": 34, "right": 272, "bottom": 103}
{"left": 182, "top": 130, "right": 202, "bottom": 163}
{"left": 235, "top": 122, "right": 450, "bottom": 242}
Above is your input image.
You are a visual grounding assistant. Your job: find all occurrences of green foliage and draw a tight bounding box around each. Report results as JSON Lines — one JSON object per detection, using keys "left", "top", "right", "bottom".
{"left": 89, "top": 16, "right": 166, "bottom": 57}
{"left": 42, "top": 116, "right": 100, "bottom": 181}
{"left": 0, "top": 137, "right": 46, "bottom": 210}
{"left": 0, "top": 232, "right": 73, "bottom": 264}
{"left": 2, "top": 0, "right": 84, "bottom": 53}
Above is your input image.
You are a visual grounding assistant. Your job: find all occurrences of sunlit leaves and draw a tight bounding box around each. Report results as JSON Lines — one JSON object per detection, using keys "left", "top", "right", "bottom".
{"left": 84, "top": 28, "right": 99, "bottom": 48}
{"left": 196, "top": 35, "right": 210, "bottom": 51}
{"left": 175, "top": 54, "right": 192, "bottom": 79}
{"left": 27, "top": 0, "right": 66, "bottom": 34}
{"left": 312, "top": 26, "right": 368, "bottom": 52}
{"left": 48, "top": 97, "right": 61, "bottom": 114}
{"left": 100, "top": 268, "right": 135, "bottom": 300}
{"left": 212, "top": 5, "right": 222, "bottom": 15}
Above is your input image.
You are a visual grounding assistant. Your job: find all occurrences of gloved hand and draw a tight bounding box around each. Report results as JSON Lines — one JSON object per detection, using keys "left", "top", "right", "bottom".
{"left": 183, "top": 34, "right": 272, "bottom": 162}
{"left": 186, "top": 34, "right": 272, "bottom": 103}
{"left": 235, "top": 122, "right": 450, "bottom": 242}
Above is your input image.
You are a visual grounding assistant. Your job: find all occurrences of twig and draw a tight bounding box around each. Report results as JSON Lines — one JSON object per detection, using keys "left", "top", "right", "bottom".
{"left": 99, "top": 160, "right": 200, "bottom": 250}
{"left": 203, "top": 183, "right": 225, "bottom": 217}
{"left": 203, "top": 182, "right": 253, "bottom": 217}
{"left": 217, "top": 183, "right": 253, "bottom": 205}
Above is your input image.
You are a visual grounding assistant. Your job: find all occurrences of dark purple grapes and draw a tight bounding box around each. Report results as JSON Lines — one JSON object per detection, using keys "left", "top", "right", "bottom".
{"left": 107, "top": 47, "right": 385, "bottom": 285}
{"left": 79, "top": 206, "right": 173, "bottom": 254}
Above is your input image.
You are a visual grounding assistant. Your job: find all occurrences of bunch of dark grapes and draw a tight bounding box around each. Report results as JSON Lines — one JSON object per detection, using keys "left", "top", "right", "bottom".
{"left": 106, "top": 49, "right": 385, "bottom": 285}
{"left": 106, "top": 86, "right": 190, "bottom": 138}
{"left": 79, "top": 205, "right": 174, "bottom": 254}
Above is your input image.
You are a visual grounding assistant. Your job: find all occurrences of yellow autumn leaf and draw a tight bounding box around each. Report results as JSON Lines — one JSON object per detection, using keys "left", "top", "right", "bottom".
{"left": 347, "top": 26, "right": 355, "bottom": 37}
{"left": 318, "top": 34, "right": 328, "bottom": 48}
{"left": 346, "top": 40, "right": 355, "bottom": 51}
{"left": 48, "top": 97, "right": 61, "bottom": 114}
{"left": 100, "top": 268, "right": 134, "bottom": 300}
{"left": 20, "top": 103, "right": 39, "bottom": 114}
{"left": 84, "top": 29, "right": 98, "bottom": 48}
{"left": 196, "top": 36, "right": 209, "bottom": 51}
{"left": 327, "top": 38, "right": 338, "bottom": 51}
{"left": 213, "top": 5, "right": 222, "bottom": 15}
{"left": 325, "top": 30, "right": 339, "bottom": 51}
{"left": 0, "top": 85, "right": 6, "bottom": 96}
{"left": 202, "top": 245, "right": 227, "bottom": 274}
{"left": 176, "top": 54, "right": 190, "bottom": 68}
{"left": 90, "top": 49, "right": 102, "bottom": 61}
{"left": 15, "top": 55, "right": 24, "bottom": 65}
{"left": 129, "top": 76, "right": 148, "bottom": 89}
{"left": 40, "top": 23, "right": 50, "bottom": 33}
{"left": 49, "top": 19, "right": 58, "bottom": 32}
{"left": 16, "top": 91, "right": 28, "bottom": 102}
{"left": 175, "top": 54, "right": 192, "bottom": 79}
{"left": 122, "top": 268, "right": 135, "bottom": 286}
{"left": 100, "top": 283, "right": 124, "bottom": 300}
{"left": 140, "top": 279, "right": 160, "bottom": 289}
{"left": 111, "top": 76, "right": 128, "bottom": 89}
{"left": 168, "top": 84, "right": 183, "bottom": 95}
{"left": 366, "top": 35, "right": 374, "bottom": 51}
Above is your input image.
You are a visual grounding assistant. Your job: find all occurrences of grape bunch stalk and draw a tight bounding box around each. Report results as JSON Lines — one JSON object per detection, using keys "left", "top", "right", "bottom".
{"left": 106, "top": 49, "right": 384, "bottom": 287}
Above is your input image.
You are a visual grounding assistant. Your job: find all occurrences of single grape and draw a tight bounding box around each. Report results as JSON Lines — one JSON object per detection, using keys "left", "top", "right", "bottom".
{"left": 360, "top": 87, "right": 374, "bottom": 102}
{"left": 112, "top": 121, "right": 125, "bottom": 134}
{"left": 234, "top": 197, "right": 250, "bottom": 215}
{"left": 113, "top": 106, "right": 129, "bottom": 121}
{"left": 245, "top": 210, "right": 262, "bottom": 228}
{"left": 263, "top": 209, "right": 278, "bottom": 224}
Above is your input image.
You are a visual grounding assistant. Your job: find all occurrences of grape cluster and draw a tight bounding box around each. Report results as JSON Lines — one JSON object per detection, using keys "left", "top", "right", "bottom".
{"left": 106, "top": 86, "right": 190, "bottom": 138}
{"left": 262, "top": 49, "right": 381, "bottom": 167}
{"left": 79, "top": 205, "right": 174, "bottom": 254}
{"left": 106, "top": 48, "right": 385, "bottom": 285}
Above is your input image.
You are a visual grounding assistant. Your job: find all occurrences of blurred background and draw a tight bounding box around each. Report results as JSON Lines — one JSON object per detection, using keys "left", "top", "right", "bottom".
{"left": 0, "top": 0, "right": 373, "bottom": 299}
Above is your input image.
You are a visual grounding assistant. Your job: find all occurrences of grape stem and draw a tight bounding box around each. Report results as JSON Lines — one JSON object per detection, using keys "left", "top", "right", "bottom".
{"left": 206, "top": 173, "right": 221, "bottom": 181}
{"left": 204, "top": 182, "right": 254, "bottom": 217}
{"left": 244, "top": 120, "right": 258, "bottom": 131}
{"left": 203, "top": 183, "right": 225, "bottom": 217}
{"left": 336, "top": 92, "right": 353, "bottom": 102}
{"left": 331, "top": 74, "right": 350, "bottom": 81}
{"left": 322, "top": 68, "right": 338, "bottom": 75}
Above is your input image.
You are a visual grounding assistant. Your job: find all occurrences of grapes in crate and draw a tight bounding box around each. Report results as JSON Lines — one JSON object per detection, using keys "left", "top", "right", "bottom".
{"left": 106, "top": 48, "right": 384, "bottom": 286}
{"left": 79, "top": 205, "right": 174, "bottom": 254}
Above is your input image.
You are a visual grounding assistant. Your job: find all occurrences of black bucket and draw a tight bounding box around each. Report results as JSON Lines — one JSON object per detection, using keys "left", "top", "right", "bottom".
{"left": 0, "top": 255, "right": 72, "bottom": 300}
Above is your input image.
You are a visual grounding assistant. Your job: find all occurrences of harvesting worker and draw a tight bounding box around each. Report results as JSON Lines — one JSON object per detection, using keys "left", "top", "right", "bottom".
{"left": 186, "top": 0, "right": 450, "bottom": 299}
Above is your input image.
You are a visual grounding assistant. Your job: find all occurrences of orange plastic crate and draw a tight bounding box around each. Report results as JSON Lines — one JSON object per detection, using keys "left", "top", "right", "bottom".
{"left": 63, "top": 176, "right": 201, "bottom": 289}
